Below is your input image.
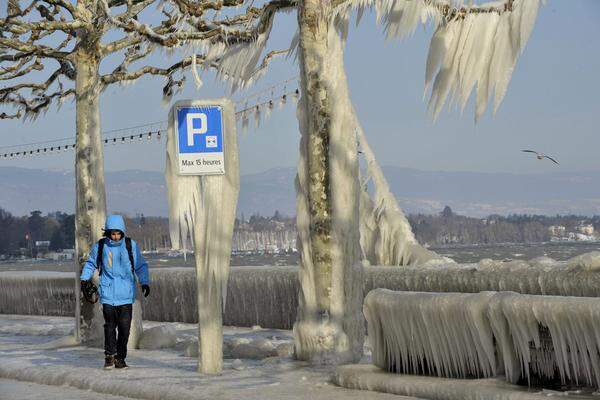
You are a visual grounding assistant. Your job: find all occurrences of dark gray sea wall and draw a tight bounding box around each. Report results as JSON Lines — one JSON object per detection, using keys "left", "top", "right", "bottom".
{"left": 2, "top": 253, "right": 600, "bottom": 329}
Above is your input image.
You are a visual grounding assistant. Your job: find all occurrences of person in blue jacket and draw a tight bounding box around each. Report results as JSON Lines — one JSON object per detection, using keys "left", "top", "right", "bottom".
{"left": 80, "top": 214, "right": 150, "bottom": 370}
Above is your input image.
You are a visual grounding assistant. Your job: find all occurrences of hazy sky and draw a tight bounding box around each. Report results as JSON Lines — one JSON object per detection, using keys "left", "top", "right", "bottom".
{"left": 0, "top": 1, "right": 599, "bottom": 175}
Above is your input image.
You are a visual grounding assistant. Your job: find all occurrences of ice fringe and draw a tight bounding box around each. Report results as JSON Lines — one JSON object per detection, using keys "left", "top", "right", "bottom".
{"left": 356, "top": 114, "right": 449, "bottom": 266}
{"left": 332, "top": 0, "right": 541, "bottom": 121}
{"left": 165, "top": 99, "right": 240, "bottom": 373}
{"left": 365, "top": 289, "right": 600, "bottom": 388}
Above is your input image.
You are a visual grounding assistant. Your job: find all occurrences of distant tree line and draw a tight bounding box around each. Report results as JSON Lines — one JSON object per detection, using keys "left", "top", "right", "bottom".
{"left": 2, "top": 206, "right": 599, "bottom": 258}
{"left": 0, "top": 208, "right": 297, "bottom": 258}
{"left": 409, "top": 206, "right": 600, "bottom": 246}
{"left": 0, "top": 208, "right": 74, "bottom": 257}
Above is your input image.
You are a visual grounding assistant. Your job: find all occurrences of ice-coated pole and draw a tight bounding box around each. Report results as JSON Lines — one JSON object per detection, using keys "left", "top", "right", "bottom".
{"left": 165, "top": 99, "right": 239, "bottom": 373}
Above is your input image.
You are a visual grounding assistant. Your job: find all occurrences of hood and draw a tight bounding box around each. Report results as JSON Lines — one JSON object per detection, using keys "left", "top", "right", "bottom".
{"left": 105, "top": 215, "right": 126, "bottom": 234}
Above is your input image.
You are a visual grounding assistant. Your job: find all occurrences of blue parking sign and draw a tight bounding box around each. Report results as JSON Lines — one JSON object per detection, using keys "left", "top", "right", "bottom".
{"left": 175, "top": 105, "right": 225, "bottom": 175}
{"left": 177, "top": 106, "right": 223, "bottom": 153}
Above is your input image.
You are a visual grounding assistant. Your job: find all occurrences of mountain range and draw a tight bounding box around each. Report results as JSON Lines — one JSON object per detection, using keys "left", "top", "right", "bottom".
{"left": 2, "top": 166, "right": 600, "bottom": 217}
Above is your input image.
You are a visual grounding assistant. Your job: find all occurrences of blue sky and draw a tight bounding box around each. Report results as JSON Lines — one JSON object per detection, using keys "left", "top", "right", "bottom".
{"left": 0, "top": 1, "right": 599, "bottom": 175}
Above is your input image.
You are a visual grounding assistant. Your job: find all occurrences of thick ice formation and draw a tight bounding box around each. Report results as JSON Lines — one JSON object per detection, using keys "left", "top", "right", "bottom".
{"left": 365, "top": 290, "right": 498, "bottom": 379}
{"left": 356, "top": 116, "right": 447, "bottom": 266}
{"left": 334, "top": 364, "right": 554, "bottom": 400}
{"left": 293, "top": 11, "right": 364, "bottom": 364}
{"left": 138, "top": 325, "right": 177, "bottom": 350}
{"left": 567, "top": 251, "right": 600, "bottom": 272}
{"left": 165, "top": 99, "right": 240, "bottom": 373}
{"left": 333, "top": 0, "right": 541, "bottom": 121}
{"left": 364, "top": 289, "right": 600, "bottom": 388}
{"left": 5, "top": 254, "right": 600, "bottom": 331}
{"left": 426, "top": 0, "right": 542, "bottom": 121}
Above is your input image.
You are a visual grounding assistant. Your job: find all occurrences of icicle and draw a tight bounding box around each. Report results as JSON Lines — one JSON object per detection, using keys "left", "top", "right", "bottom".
{"left": 288, "top": 30, "right": 300, "bottom": 62}
{"left": 279, "top": 93, "right": 287, "bottom": 109}
{"left": 425, "top": 0, "right": 542, "bottom": 121}
{"left": 291, "top": 89, "right": 300, "bottom": 105}
{"left": 191, "top": 54, "right": 204, "bottom": 90}
{"left": 356, "top": 4, "right": 365, "bottom": 26}
{"left": 241, "top": 111, "right": 249, "bottom": 133}
{"left": 253, "top": 104, "right": 262, "bottom": 129}
{"left": 264, "top": 100, "right": 274, "bottom": 121}
{"left": 355, "top": 113, "right": 446, "bottom": 266}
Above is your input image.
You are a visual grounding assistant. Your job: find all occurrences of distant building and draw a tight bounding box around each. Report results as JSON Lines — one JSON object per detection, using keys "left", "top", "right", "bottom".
{"left": 578, "top": 224, "right": 594, "bottom": 236}
{"left": 47, "top": 250, "right": 75, "bottom": 261}
{"left": 548, "top": 226, "right": 566, "bottom": 236}
{"left": 35, "top": 241, "right": 51, "bottom": 254}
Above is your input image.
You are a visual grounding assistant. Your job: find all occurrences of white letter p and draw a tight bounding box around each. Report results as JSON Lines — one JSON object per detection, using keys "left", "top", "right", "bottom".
{"left": 186, "top": 113, "right": 207, "bottom": 147}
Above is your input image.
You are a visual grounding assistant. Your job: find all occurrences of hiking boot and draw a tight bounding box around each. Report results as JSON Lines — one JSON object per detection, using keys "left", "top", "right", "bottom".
{"left": 104, "top": 355, "right": 114, "bottom": 369}
{"left": 114, "top": 358, "right": 128, "bottom": 369}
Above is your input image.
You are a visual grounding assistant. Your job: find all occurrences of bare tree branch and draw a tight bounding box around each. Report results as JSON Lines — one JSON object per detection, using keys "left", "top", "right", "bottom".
{"left": 332, "top": 0, "right": 516, "bottom": 19}
{"left": 101, "top": 54, "right": 219, "bottom": 85}
{"left": 0, "top": 37, "right": 70, "bottom": 60}
{"left": 0, "top": 58, "right": 43, "bottom": 80}
{"left": 0, "top": 18, "right": 83, "bottom": 34}
{"left": 39, "top": 0, "right": 76, "bottom": 17}
{"left": 1, "top": 0, "right": 294, "bottom": 121}
{"left": 100, "top": 0, "right": 296, "bottom": 47}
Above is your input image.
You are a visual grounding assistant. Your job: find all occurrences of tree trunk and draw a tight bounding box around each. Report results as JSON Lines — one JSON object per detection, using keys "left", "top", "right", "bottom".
{"left": 73, "top": 49, "right": 144, "bottom": 347}
{"left": 293, "top": 0, "right": 363, "bottom": 364}
{"left": 74, "top": 49, "right": 107, "bottom": 346}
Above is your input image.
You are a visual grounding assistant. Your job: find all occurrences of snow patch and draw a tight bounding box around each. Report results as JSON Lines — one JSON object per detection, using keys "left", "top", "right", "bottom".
{"left": 138, "top": 325, "right": 177, "bottom": 350}
{"left": 567, "top": 252, "right": 600, "bottom": 272}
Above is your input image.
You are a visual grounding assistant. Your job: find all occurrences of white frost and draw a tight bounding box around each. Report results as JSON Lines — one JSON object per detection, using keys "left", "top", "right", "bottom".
{"left": 138, "top": 325, "right": 177, "bottom": 350}
{"left": 165, "top": 99, "right": 240, "bottom": 373}
{"left": 425, "top": 0, "right": 541, "bottom": 120}
{"left": 365, "top": 289, "right": 600, "bottom": 388}
{"left": 332, "top": 0, "right": 541, "bottom": 120}
{"left": 356, "top": 117, "right": 449, "bottom": 266}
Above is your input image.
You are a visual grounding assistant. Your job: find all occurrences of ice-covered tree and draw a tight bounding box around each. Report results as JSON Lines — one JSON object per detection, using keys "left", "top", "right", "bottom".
{"left": 213, "top": 0, "right": 542, "bottom": 363}
{"left": 0, "top": 0, "right": 294, "bottom": 345}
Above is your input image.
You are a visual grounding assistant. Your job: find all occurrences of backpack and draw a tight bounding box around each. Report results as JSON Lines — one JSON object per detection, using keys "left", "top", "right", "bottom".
{"left": 96, "top": 237, "right": 135, "bottom": 276}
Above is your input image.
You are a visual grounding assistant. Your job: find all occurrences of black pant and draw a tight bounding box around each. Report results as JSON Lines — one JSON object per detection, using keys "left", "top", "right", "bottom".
{"left": 102, "top": 303, "right": 132, "bottom": 360}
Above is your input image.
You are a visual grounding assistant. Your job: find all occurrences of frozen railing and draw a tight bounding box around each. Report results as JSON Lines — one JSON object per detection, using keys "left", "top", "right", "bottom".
{"left": 364, "top": 289, "right": 600, "bottom": 388}
{"left": 2, "top": 253, "right": 600, "bottom": 330}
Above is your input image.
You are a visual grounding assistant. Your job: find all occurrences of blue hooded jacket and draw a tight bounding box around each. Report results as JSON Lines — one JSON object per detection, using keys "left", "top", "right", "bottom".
{"left": 80, "top": 215, "right": 150, "bottom": 306}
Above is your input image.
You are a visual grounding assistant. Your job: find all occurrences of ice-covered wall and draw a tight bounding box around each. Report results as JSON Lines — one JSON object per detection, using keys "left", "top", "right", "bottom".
{"left": 4, "top": 254, "right": 600, "bottom": 330}
{"left": 0, "top": 271, "right": 74, "bottom": 316}
{"left": 364, "top": 288, "right": 600, "bottom": 388}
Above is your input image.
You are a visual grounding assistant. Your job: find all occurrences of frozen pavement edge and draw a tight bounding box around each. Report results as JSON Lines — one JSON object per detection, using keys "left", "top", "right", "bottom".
{"left": 333, "top": 365, "right": 598, "bottom": 400}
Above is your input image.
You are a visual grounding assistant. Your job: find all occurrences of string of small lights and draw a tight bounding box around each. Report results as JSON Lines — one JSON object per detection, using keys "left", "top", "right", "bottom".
{"left": 0, "top": 79, "right": 300, "bottom": 160}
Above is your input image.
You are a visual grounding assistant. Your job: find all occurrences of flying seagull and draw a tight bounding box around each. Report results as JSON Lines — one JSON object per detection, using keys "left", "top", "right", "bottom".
{"left": 521, "top": 150, "right": 559, "bottom": 165}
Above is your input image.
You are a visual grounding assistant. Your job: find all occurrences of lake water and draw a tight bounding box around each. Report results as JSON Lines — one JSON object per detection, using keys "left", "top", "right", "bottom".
{"left": 1, "top": 241, "right": 599, "bottom": 272}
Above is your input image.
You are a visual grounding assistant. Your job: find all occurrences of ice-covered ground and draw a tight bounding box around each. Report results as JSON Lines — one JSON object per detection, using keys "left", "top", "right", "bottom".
{"left": 334, "top": 365, "right": 597, "bottom": 400}
{"left": 0, "top": 315, "right": 409, "bottom": 400}
{"left": 0, "top": 378, "right": 136, "bottom": 400}
{"left": 2, "top": 314, "right": 597, "bottom": 399}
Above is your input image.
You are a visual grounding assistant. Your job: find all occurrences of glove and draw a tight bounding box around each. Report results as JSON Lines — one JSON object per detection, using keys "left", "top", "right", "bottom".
{"left": 141, "top": 284, "right": 150, "bottom": 298}
{"left": 80, "top": 280, "right": 88, "bottom": 292}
